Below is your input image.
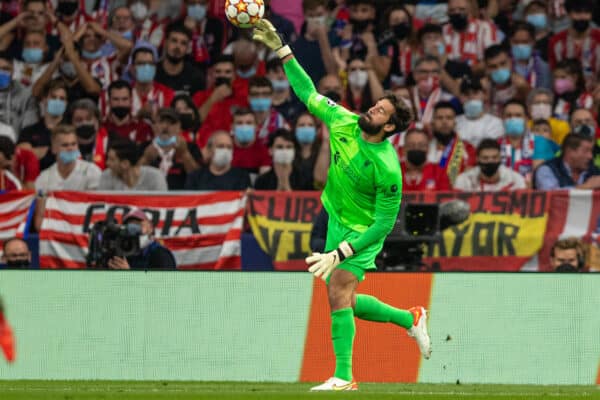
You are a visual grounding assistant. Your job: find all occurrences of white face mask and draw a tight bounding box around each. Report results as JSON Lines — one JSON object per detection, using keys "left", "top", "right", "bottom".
{"left": 306, "top": 15, "right": 327, "bottom": 27}
{"left": 212, "top": 148, "right": 233, "bottom": 168}
{"left": 530, "top": 103, "right": 552, "bottom": 120}
{"left": 273, "top": 148, "right": 295, "bottom": 164}
{"left": 130, "top": 2, "right": 149, "bottom": 20}
{"left": 348, "top": 70, "right": 368, "bottom": 89}
{"left": 139, "top": 234, "right": 152, "bottom": 249}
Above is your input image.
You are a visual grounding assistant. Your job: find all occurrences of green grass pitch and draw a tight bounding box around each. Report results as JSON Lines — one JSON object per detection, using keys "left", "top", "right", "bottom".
{"left": 0, "top": 381, "right": 598, "bottom": 399}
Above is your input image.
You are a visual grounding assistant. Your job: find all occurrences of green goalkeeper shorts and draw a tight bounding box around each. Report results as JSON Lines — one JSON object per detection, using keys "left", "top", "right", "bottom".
{"left": 325, "top": 214, "right": 384, "bottom": 282}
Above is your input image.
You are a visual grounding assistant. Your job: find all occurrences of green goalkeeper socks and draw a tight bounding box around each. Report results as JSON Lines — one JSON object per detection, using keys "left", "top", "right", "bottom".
{"left": 331, "top": 308, "right": 355, "bottom": 381}
{"left": 353, "top": 294, "right": 413, "bottom": 329}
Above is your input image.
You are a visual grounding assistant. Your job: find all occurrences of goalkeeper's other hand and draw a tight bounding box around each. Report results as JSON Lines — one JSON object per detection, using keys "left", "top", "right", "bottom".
{"left": 306, "top": 241, "right": 354, "bottom": 281}
{"left": 252, "top": 19, "right": 283, "bottom": 51}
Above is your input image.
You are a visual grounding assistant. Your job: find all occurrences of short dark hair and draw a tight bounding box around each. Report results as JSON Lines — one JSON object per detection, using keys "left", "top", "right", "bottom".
{"left": 564, "top": 0, "right": 593, "bottom": 13}
{"left": 0, "top": 51, "right": 12, "bottom": 63}
{"left": 555, "top": 59, "right": 586, "bottom": 93}
{"left": 165, "top": 21, "right": 192, "bottom": 41}
{"left": 43, "top": 78, "right": 68, "bottom": 99}
{"left": 212, "top": 54, "right": 234, "bottom": 67}
{"left": 108, "top": 80, "right": 132, "bottom": 97}
{"left": 69, "top": 98, "right": 101, "bottom": 121}
{"left": 266, "top": 57, "right": 283, "bottom": 73}
{"left": 302, "top": 0, "right": 326, "bottom": 12}
{"left": 561, "top": 133, "right": 593, "bottom": 156}
{"left": 380, "top": 92, "right": 412, "bottom": 136}
{"left": 0, "top": 136, "right": 15, "bottom": 160}
{"left": 509, "top": 21, "right": 535, "bottom": 40}
{"left": 418, "top": 23, "right": 443, "bottom": 42}
{"left": 233, "top": 107, "right": 256, "bottom": 120}
{"left": 503, "top": 98, "right": 528, "bottom": 116}
{"left": 132, "top": 47, "right": 155, "bottom": 63}
{"left": 109, "top": 139, "right": 140, "bottom": 166}
{"left": 484, "top": 44, "right": 510, "bottom": 62}
{"left": 477, "top": 138, "right": 501, "bottom": 155}
{"left": 268, "top": 128, "right": 298, "bottom": 148}
{"left": 532, "top": 118, "right": 551, "bottom": 128}
{"left": 460, "top": 76, "right": 483, "bottom": 95}
{"left": 249, "top": 76, "right": 273, "bottom": 91}
{"left": 433, "top": 101, "right": 456, "bottom": 115}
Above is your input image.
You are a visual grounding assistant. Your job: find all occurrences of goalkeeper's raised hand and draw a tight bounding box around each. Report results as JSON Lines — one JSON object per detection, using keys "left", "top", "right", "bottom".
{"left": 306, "top": 241, "right": 354, "bottom": 281}
{"left": 252, "top": 19, "right": 292, "bottom": 59}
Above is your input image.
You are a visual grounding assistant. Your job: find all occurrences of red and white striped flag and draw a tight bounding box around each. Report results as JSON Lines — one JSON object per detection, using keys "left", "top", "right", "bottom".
{"left": 39, "top": 191, "right": 246, "bottom": 269}
{"left": 0, "top": 191, "right": 35, "bottom": 240}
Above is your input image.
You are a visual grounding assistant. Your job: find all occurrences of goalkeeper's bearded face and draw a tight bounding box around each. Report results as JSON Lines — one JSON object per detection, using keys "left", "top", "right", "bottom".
{"left": 359, "top": 98, "right": 397, "bottom": 136}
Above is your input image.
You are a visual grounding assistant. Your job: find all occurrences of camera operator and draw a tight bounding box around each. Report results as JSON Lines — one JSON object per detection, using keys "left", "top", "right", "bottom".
{"left": 107, "top": 209, "right": 176, "bottom": 270}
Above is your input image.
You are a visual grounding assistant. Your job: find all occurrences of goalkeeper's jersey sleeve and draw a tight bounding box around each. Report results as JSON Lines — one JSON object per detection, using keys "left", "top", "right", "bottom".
{"left": 283, "top": 57, "right": 403, "bottom": 254}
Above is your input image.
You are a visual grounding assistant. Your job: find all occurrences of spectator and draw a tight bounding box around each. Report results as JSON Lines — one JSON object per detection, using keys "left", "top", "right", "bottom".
{"left": 1, "top": 238, "right": 31, "bottom": 268}
{"left": 70, "top": 98, "right": 113, "bottom": 171}
{"left": 290, "top": 0, "right": 337, "bottom": 85}
{"left": 0, "top": 137, "right": 22, "bottom": 190}
{"left": 248, "top": 76, "right": 289, "bottom": 146}
{"left": 180, "top": 0, "right": 225, "bottom": 73}
{"left": 266, "top": 58, "right": 305, "bottom": 123}
{"left": 130, "top": 0, "right": 167, "bottom": 48}
{"left": 455, "top": 77, "right": 503, "bottom": 147}
{"left": 549, "top": 237, "right": 586, "bottom": 272}
{"left": 101, "top": 80, "right": 154, "bottom": 144}
{"left": 454, "top": 139, "right": 526, "bottom": 191}
{"left": 294, "top": 112, "right": 321, "bottom": 189}
{"left": 317, "top": 73, "right": 344, "bottom": 105}
{"left": 8, "top": 140, "right": 39, "bottom": 190}
{"left": 428, "top": 101, "right": 476, "bottom": 186}
{"left": 107, "top": 208, "right": 176, "bottom": 270}
{"left": 18, "top": 78, "right": 69, "bottom": 171}
{"left": 184, "top": 130, "right": 251, "bottom": 191}
{"left": 344, "top": 56, "right": 384, "bottom": 114}
{"left": 104, "top": 6, "right": 136, "bottom": 57}
{"left": 534, "top": 133, "right": 600, "bottom": 190}
{"left": 442, "top": 0, "right": 499, "bottom": 67}
{"left": 331, "top": 0, "right": 378, "bottom": 68}
{"left": 509, "top": 21, "right": 551, "bottom": 90}
{"left": 12, "top": 30, "right": 51, "bottom": 88}
{"left": 231, "top": 38, "right": 264, "bottom": 84}
{"left": 254, "top": 128, "right": 312, "bottom": 191}
{"left": 552, "top": 59, "right": 593, "bottom": 121}
{"left": 484, "top": 44, "right": 530, "bottom": 116}
{"left": 230, "top": 108, "right": 271, "bottom": 175}
{"left": 171, "top": 94, "right": 201, "bottom": 145}
{"left": 34, "top": 124, "right": 101, "bottom": 193}
{"left": 54, "top": 0, "right": 89, "bottom": 33}
{"left": 570, "top": 108, "right": 598, "bottom": 139}
{"left": 548, "top": 0, "right": 600, "bottom": 85}
{"left": 263, "top": 0, "right": 297, "bottom": 45}
{"left": 526, "top": 88, "right": 570, "bottom": 144}
{"left": 530, "top": 119, "right": 560, "bottom": 168}
{"left": 139, "top": 108, "right": 201, "bottom": 190}
{"left": 523, "top": 0, "right": 552, "bottom": 62}
{"left": 401, "top": 128, "right": 451, "bottom": 191}
{"left": 100, "top": 138, "right": 167, "bottom": 191}
{"left": 155, "top": 22, "right": 205, "bottom": 95}
{"left": 0, "top": 52, "right": 38, "bottom": 136}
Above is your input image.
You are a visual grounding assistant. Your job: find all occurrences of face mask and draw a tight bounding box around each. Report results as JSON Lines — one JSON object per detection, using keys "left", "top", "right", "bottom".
{"left": 22, "top": 48, "right": 43, "bottom": 63}
{"left": 437, "top": 42, "right": 446, "bottom": 56}
{"left": 59, "top": 149, "right": 80, "bottom": 164}
{"left": 125, "top": 223, "right": 142, "bottom": 235}
{"left": 572, "top": 19, "right": 590, "bottom": 33}
{"left": 237, "top": 66, "right": 257, "bottom": 79}
{"left": 154, "top": 135, "right": 177, "bottom": 147}
{"left": 178, "top": 113, "right": 195, "bottom": 131}
{"left": 111, "top": 106, "right": 130, "bottom": 120}
{"left": 234, "top": 124, "right": 255, "bottom": 144}
{"left": 349, "top": 18, "right": 372, "bottom": 33}
{"left": 478, "top": 161, "right": 501, "bottom": 177}
{"left": 249, "top": 97, "right": 272, "bottom": 112}
{"left": 554, "top": 78, "right": 575, "bottom": 95}
{"left": 392, "top": 22, "right": 410, "bottom": 40}
{"left": 121, "top": 30, "right": 134, "bottom": 41}
{"left": 555, "top": 263, "right": 578, "bottom": 272}
{"left": 81, "top": 49, "right": 103, "bottom": 60}
{"left": 306, "top": 15, "right": 327, "bottom": 27}
{"left": 417, "top": 76, "right": 438, "bottom": 94}
{"left": 47, "top": 99, "right": 66, "bottom": 116}
{"left": 463, "top": 99, "right": 483, "bottom": 119}
{"left": 135, "top": 64, "right": 156, "bottom": 83}
{"left": 448, "top": 13, "right": 468, "bottom": 31}
{"left": 504, "top": 117, "right": 525, "bottom": 136}
{"left": 130, "top": 2, "right": 149, "bottom": 20}
{"left": 511, "top": 44, "right": 532, "bottom": 61}
{"left": 187, "top": 4, "right": 207, "bottom": 21}
{"left": 273, "top": 148, "right": 295, "bottom": 164}
{"left": 296, "top": 126, "right": 316, "bottom": 144}
{"left": 324, "top": 90, "right": 341, "bottom": 103}
{"left": 76, "top": 124, "right": 96, "bottom": 140}
{"left": 433, "top": 130, "right": 453, "bottom": 146}
{"left": 491, "top": 68, "right": 511, "bottom": 85}
{"left": 6, "top": 259, "right": 30, "bottom": 268}
{"left": 271, "top": 79, "right": 289, "bottom": 91}
{"left": 57, "top": 1, "right": 78, "bottom": 16}
{"left": 530, "top": 103, "right": 551, "bottom": 120}
{"left": 348, "top": 70, "right": 368, "bottom": 89}
{"left": 139, "top": 234, "right": 152, "bottom": 249}
{"left": 574, "top": 124, "right": 595, "bottom": 138}
{"left": 212, "top": 147, "right": 233, "bottom": 168}
{"left": 406, "top": 149, "right": 427, "bottom": 167}
{"left": 60, "top": 61, "right": 77, "bottom": 79}
{"left": 215, "top": 76, "right": 231, "bottom": 87}
{"left": 526, "top": 13, "right": 547, "bottom": 30}
{"left": 0, "top": 70, "right": 11, "bottom": 90}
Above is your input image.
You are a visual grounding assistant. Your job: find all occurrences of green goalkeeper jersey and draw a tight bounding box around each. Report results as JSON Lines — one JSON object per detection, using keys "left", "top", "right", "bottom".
{"left": 283, "top": 58, "right": 402, "bottom": 254}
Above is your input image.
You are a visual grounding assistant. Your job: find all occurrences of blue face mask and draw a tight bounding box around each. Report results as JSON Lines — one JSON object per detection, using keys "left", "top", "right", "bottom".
{"left": 47, "top": 98, "right": 66, "bottom": 116}
{"left": 81, "top": 49, "right": 103, "bottom": 60}
{"left": 463, "top": 99, "right": 483, "bottom": 119}
{"left": 437, "top": 42, "right": 446, "bottom": 56}
{"left": 154, "top": 135, "right": 177, "bottom": 147}
{"left": 59, "top": 149, "right": 80, "bottom": 164}
{"left": 526, "top": 14, "right": 547, "bottom": 30}
{"left": 504, "top": 117, "right": 525, "bottom": 136}
{"left": 237, "top": 66, "right": 256, "bottom": 79}
{"left": 0, "top": 70, "right": 11, "bottom": 90}
{"left": 135, "top": 64, "right": 156, "bottom": 83}
{"left": 491, "top": 68, "right": 511, "bottom": 85}
{"left": 271, "top": 79, "right": 289, "bottom": 91}
{"left": 187, "top": 4, "right": 207, "bottom": 21}
{"left": 296, "top": 126, "right": 317, "bottom": 144}
{"left": 125, "top": 223, "right": 142, "bottom": 235}
{"left": 22, "top": 48, "right": 44, "bottom": 63}
{"left": 121, "top": 30, "right": 134, "bottom": 40}
{"left": 511, "top": 44, "right": 532, "bottom": 61}
{"left": 249, "top": 97, "right": 272, "bottom": 112}
{"left": 234, "top": 124, "right": 255, "bottom": 144}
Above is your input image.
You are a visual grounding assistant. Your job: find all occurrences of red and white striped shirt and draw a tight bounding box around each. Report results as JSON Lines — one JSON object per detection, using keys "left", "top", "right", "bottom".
{"left": 443, "top": 18, "right": 499, "bottom": 66}
{"left": 0, "top": 169, "right": 22, "bottom": 191}
{"left": 548, "top": 28, "right": 600, "bottom": 78}
{"left": 100, "top": 82, "right": 175, "bottom": 119}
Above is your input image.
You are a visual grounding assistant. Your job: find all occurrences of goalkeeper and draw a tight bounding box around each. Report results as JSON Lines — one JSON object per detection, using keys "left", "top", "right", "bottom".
{"left": 253, "top": 20, "right": 431, "bottom": 391}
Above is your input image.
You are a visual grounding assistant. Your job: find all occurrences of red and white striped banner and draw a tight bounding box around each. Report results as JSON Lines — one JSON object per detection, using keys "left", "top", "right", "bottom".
{"left": 38, "top": 191, "right": 246, "bottom": 270}
{"left": 0, "top": 191, "right": 35, "bottom": 246}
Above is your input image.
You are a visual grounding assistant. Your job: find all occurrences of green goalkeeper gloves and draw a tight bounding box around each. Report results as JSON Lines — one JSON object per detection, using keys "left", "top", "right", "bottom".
{"left": 306, "top": 241, "right": 355, "bottom": 281}
{"left": 252, "top": 19, "right": 292, "bottom": 59}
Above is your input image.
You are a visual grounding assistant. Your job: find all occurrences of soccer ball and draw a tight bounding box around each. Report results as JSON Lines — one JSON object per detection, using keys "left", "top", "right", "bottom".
{"left": 225, "top": 0, "right": 265, "bottom": 28}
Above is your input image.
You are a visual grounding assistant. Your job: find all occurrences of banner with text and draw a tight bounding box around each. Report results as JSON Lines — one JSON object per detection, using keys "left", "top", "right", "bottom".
{"left": 39, "top": 191, "right": 246, "bottom": 269}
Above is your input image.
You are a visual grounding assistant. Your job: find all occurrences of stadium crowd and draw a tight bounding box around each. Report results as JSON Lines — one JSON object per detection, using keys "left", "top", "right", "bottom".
{"left": 0, "top": 0, "right": 600, "bottom": 213}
